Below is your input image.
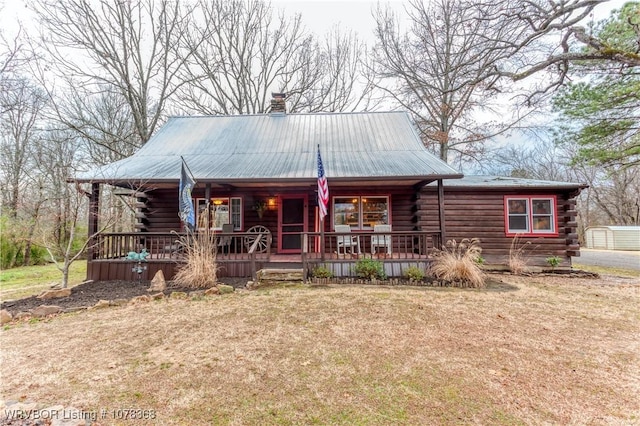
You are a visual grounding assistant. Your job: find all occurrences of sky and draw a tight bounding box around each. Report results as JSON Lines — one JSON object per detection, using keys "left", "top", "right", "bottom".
{"left": 1, "top": 0, "right": 629, "bottom": 45}
{"left": 272, "top": 0, "right": 401, "bottom": 37}
{"left": 272, "top": 0, "right": 627, "bottom": 38}
{"left": 0, "top": 0, "right": 399, "bottom": 40}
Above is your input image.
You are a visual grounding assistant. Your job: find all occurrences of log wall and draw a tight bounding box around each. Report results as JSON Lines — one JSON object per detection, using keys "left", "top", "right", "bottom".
{"left": 132, "top": 185, "right": 420, "bottom": 248}
{"left": 88, "top": 182, "right": 581, "bottom": 281}
{"left": 417, "top": 187, "right": 580, "bottom": 267}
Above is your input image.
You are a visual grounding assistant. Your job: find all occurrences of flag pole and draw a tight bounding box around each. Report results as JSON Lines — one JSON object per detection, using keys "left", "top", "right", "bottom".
{"left": 317, "top": 144, "right": 327, "bottom": 262}
{"left": 179, "top": 156, "right": 197, "bottom": 232}
{"left": 320, "top": 212, "right": 325, "bottom": 262}
{"left": 180, "top": 155, "right": 197, "bottom": 187}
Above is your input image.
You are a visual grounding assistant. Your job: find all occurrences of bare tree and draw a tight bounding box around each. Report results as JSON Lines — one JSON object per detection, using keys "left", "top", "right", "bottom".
{"left": 0, "top": 32, "right": 21, "bottom": 111}
{"left": 57, "top": 87, "right": 140, "bottom": 164}
{"left": 567, "top": 155, "right": 640, "bottom": 227}
{"left": 287, "top": 27, "right": 379, "bottom": 113}
{"left": 177, "top": 0, "right": 305, "bottom": 114}
{"left": 0, "top": 75, "right": 47, "bottom": 217}
{"left": 372, "top": 0, "right": 534, "bottom": 165}
{"left": 29, "top": 0, "right": 193, "bottom": 148}
{"left": 37, "top": 181, "right": 113, "bottom": 288}
{"left": 488, "top": 139, "right": 573, "bottom": 182}
{"left": 484, "top": 0, "right": 637, "bottom": 93}
{"left": 31, "top": 128, "right": 114, "bottom": 287}
{"left": 0, "top": 20, "right": 36, "bottom": 112}
{"left": 589, "top": 167, "right": 640, "bottom": 225}
{"left": 37, "top": 129, "right": 80, "bottom": 249}
{"left": 177, "top": 0, "right": 375, "bottom": 115}
{"left": 0, "top": 29, "right": 20, "bottom": 78}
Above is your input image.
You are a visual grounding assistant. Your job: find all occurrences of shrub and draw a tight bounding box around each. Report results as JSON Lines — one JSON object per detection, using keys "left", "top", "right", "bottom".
{"left": 172, "top": 230, "right": 219, "bottom": 288}
{"left": 354, "top": 258, "right": 387, "bottom": 280}
{"left": 404, "top": 266, "right": 425, "bottom": 282}
{"left": 311, "top": 265, "right": 333, "bottom": 278}
{"left": 0, "top": 215, "right": 48, "bottom": 268}
{"left": 546, "top": 255, "right": 561, "bottom": 270}
{"left": 429, "top": 238, "right": 485, "bottom": 288}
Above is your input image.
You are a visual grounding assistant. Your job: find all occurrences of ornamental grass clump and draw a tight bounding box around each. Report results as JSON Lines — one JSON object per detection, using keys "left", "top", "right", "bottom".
{"left": 173, "top": 230, "right": 219, "bottom": 289}
{"left": 429, "top": 238, "right": 485, "bottom": 288}
{"left": 509, "top": 235, "right": 533, "bottom": 275}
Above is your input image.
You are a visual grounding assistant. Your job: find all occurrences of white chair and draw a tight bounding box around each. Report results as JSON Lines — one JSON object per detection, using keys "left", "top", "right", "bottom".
{"left": 371, "top": 224, "right": 392, "bottom": 255}
{"left": 218, "top": 223, "right": 234, "bottom": 254}
{"left": 335, "top": 225, "right": 361, "bottom": 255}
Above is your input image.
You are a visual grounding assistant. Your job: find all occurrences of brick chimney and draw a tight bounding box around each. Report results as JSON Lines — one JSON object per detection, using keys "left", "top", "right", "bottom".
{"left": 270, "top": 92, "right": 286, "bottom": 114}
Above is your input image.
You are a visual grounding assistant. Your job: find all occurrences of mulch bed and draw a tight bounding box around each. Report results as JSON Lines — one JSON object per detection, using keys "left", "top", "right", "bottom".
{"left": 1, "top": 270, "right": 602, "bottom": 316}
{"left": 0, "top": 277, "right": 249, "bottom": 315}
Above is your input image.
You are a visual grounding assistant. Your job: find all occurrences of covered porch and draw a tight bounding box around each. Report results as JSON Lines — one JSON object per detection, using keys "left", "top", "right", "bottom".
{"left": 87, "top": 229, "right": 442, "bottom": 281}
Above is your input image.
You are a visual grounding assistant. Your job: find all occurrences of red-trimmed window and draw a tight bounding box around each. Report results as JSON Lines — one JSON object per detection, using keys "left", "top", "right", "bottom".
{"left": 333, "top": 196, "right": 390, "bottom": 230}
{"left": 504, "top": 196, "right": 557, "bottom": 236}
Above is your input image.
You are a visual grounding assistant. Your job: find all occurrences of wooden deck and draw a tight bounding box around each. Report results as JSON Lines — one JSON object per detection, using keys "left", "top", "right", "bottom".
{"left": 87, "top": 231, "right": 441, "bottom": 281}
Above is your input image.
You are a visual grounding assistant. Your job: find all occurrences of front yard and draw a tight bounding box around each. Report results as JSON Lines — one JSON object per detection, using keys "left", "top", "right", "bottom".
{"left": 0, "top": 261, "right": 87, "bottom": 300}
{"left": 1, "top": 273, "right": 639, "bottom": 425}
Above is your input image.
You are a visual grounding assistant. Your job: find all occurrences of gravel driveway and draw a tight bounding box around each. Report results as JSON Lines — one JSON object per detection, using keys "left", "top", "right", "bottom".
{"left": 577, "top": 248, "right": 640, "bottom": 271}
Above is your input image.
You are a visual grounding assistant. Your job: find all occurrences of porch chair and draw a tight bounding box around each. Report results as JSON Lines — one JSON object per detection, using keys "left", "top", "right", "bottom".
{"left": 335, "top": 224, "right": 361, "bottom": 255}
{"left": 218, "top": 223, "right": 234, "bottom": 254}
{"left": 371, "top": 224, "right": 392, "bottom": 255}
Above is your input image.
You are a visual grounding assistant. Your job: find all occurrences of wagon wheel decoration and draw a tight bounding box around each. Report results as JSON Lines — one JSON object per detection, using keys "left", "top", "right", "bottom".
{"left": 244, "top": 225, "right": 271, "bottom": 253}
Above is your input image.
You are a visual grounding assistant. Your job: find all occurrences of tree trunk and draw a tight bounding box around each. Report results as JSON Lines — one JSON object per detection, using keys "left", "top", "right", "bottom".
{"left": 61, "top": 263, "right": 70, "bottom": 288}
{"left": 23, "top": 241, "right": 32, "bottom": 266}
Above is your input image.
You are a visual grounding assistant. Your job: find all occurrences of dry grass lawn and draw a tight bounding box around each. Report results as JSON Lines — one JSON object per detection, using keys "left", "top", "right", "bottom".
{"left": 1, "top": 273, "right": 639, "bottom": 425}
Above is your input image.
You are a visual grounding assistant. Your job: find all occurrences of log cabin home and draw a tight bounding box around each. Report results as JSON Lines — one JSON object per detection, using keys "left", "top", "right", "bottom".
{"left": 73, "top": 99, "right": 586, "bottom": 281}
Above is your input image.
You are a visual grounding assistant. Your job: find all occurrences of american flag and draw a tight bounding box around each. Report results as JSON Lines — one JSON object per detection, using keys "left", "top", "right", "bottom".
{"left": 317, "top": 145, "right": 329, "bottom": 222}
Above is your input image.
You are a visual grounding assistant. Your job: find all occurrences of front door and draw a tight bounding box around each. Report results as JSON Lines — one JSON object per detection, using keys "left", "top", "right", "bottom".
{"left": 278, "top": 195, "right": 308, "bottom": 253}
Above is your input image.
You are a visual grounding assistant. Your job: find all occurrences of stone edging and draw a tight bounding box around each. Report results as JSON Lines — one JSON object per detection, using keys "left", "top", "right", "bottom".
{"left": 0, "top": 285, "right": 237, "bottom": 326}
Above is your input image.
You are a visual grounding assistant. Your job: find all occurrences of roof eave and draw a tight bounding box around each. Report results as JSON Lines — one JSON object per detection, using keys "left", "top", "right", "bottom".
{"left": 71, "top": 173, "right": 465, "bottom": 187}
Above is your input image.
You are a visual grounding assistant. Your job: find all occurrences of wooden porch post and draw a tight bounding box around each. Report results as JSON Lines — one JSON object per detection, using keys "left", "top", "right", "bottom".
{"left": 205, "top": 183, "right": 211, "bottom": 230}
{"left": 87, "top": 182, "right": 100, "bottom": 261}
{"left": 320, "top": 218, "right": 325, "bottom": 262}
{"left": 437, "top": 179, "right": 446, "bottom": 248}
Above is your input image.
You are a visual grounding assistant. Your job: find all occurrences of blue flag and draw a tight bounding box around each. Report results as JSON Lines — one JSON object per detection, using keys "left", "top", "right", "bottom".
{"left": 179, "top": 159, "right": 196, "bottom": 230}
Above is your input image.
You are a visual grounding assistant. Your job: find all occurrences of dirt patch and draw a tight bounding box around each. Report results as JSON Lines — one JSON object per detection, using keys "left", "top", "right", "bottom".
{"left": 0, "top": 277, "right": 249, "bottom": 315}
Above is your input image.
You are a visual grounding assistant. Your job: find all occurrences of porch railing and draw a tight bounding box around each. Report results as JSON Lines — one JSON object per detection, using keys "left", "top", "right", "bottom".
{"left": 92, "top": 230, "right": 441, "bottom": 262}
{"left": 301, "top": 231, "right": 441, "bottom": 259}
{"left": 92, "top": 230, "right": 441, "bottom": 279}
{"left": 92, "top": 232, "right": 272, "bottom": 261}
{"left": 301, "top": 230, "right": 441, "bottom": 278}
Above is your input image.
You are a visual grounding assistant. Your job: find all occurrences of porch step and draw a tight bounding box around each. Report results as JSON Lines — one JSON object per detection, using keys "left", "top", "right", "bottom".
{"left": 262, "top": 262, "right": 302, "bottom": 269}
{"left": 256, "top": 268, "right": 304, "bottom": 284}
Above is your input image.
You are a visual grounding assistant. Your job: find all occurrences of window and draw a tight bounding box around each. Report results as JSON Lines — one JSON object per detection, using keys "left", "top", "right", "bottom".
{"left": 196, "top": 197, "right": 242, "bottom": 231}
{"left": 333, "top": 196, "right": 389, "bottom": 230}
{"left": 505, "top": 196, "right": 557, "bottom": 236}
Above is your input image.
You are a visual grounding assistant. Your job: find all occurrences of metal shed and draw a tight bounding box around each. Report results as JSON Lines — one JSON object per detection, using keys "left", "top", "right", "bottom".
{"left": 585, "top": 226, "right": 640, "bottom": 251}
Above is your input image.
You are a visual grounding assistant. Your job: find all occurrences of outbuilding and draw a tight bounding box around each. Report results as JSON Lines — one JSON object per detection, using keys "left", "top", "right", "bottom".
{"left": 585, "top": 226, "right": 640, "bottom": 251}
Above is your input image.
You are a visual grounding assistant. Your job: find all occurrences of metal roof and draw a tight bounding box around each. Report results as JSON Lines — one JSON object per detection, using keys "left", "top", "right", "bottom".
{"left": 74, "top": 111, "right": 462, "bottom": 185}
{"left": 428, "top": 175, "right": 588, "bottom": 190}
{"left": 586, "top": 226, "right": 640, "bottom": 231}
